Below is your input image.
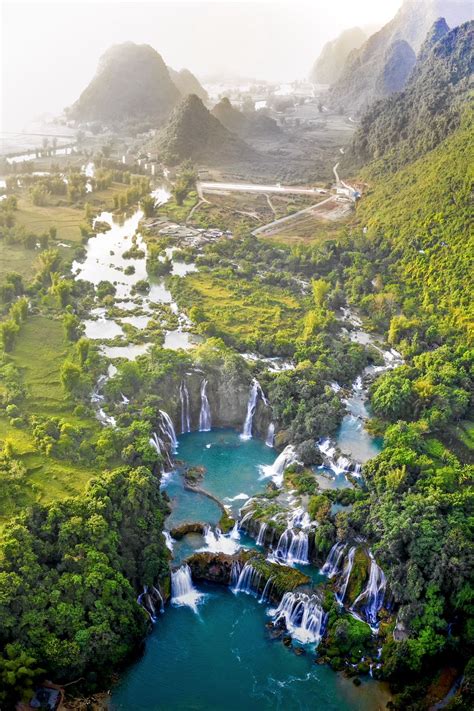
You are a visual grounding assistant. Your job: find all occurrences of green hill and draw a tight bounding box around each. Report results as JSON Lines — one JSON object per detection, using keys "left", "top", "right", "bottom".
{"left": 309, "top": 26, "right": 368, "bottom": 84}
{"left": 211, "top": 97, "right": 280, "bottom": 138}
{"left": 69, "top": 42, "right": 180, "bottom": 123}
{"left": 168, "top": 67, "right": 209, "bottom": 102}
{"left": 349, "top": 21, "right": 474, "bottom": 169}
{"left": 152, "top": 94, "right": 254, "bottom": 166}
{"left": 328, "top": 0, "right": 472, "bottom": 114}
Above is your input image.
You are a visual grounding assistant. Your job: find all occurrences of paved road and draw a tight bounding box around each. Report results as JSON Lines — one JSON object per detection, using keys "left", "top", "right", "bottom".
{"left": 252, "top": 196, "right": 333, "bottom": 236}
{"left": 199, "top": 181, "right": 325, "bottom": 196}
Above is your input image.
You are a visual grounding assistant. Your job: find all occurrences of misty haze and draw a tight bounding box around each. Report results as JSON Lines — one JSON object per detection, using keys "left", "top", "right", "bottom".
{"left": 0, "top": 1, "right": 472, "bottom": 710}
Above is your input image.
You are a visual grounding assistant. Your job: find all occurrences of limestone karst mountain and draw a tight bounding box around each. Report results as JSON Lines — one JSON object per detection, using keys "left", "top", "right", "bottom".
{"left": 69, "top": 42, "right": 181, "bottom": 123}
{"left": 328, "top": 0, "right": 472, "bottom": 114}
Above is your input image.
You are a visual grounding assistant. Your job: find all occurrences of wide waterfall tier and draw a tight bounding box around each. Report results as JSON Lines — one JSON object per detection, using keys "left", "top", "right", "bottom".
{"left": 265, "top": 422, "right": 275, "bottom": 448}
{"left": 271, "top": 592, "right": 326, "bottom": 645}
{"left": 180, "top": 380, "right": 191, "bottom": 434}
{"left": 336, "top": 546, "right": 356, "bottom": 605}
{"left": 272, "top": 528, "right": 309, "bottom": 565}
{"left": 159, "top": 410, "right": 178, "bottom": 452}
{"left": 171, "top": 564, "right": 204, "bottom": 613}
{"left": 351, "top": 554, "right": 386, "bottom": 630}
{"left": 321, "top": 542, "right": 346, "bottom": 578}
{"left": 260, "top": 445, "right": 298, "bottom": 487}
{"left": 199, "top": 379, "right": 211, "bottom": 431}
{"left": 137, "top": 584, "right": 164, "bottom": 622}
{"left": 232, "top": 562, "right": 263, "bottom": 597}
{"left": 241, "top": 378, "right": 268, "bottom": 440}
{"left": 198, "top": 525, "right": 241, "bottom": 555}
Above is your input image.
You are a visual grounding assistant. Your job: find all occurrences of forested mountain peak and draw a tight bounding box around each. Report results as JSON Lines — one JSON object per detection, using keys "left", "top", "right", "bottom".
{"left": 349, "top": 20, "right": 474, "bottom": 168}
{"left": 168, "top": 66, "right": 209, "bottom": 102}
{"left": 152, "top": 93, "right": 254, "bottom": 165}
{"left": 68, "top": 42, "right": 181, "bottom": 123}
{"left": 211, "top": 97, "right": 280, "bottom": 138}
{"left": 309, "top": 26, "right": 368, "bottom": 84}
{"left": 328, "top": 0, "right": 472, "bottom": 114}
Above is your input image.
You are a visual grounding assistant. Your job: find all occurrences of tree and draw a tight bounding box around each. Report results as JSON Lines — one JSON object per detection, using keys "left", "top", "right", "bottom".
{"left": 0, "top": 320, "right": 19, "bottom": 352}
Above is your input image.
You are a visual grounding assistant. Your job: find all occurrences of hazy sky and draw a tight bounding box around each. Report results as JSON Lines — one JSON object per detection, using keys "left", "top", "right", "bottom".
{"left": 1, "top": 0, "right": 402, "bottom": 131}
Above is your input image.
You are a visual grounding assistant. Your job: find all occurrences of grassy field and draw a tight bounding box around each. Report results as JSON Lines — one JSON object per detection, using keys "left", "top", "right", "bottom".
{"left": 262, "top": 212, "right": 350, "bottom": 245}
{"left": 183, "top": 271, "right": 304, "bottom": 346}
{"left": 0, "top": 316, "right": 102, "bottom": 525}
{"left": 16, "top": 197, "right": 85, "bottom": 243}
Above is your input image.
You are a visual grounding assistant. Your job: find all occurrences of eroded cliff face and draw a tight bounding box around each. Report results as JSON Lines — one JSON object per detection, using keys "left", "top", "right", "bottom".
{"left": 155, "top": 368, "right": 273, "bottom": 438}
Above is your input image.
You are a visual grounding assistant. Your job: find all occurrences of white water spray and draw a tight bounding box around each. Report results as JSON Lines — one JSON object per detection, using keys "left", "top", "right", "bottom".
{"left": 179, "top": 380, "right": 191, "bottom": 434}
{"left": 171, "top": 564, "right": 203, "bottom": 613}
{"left": 351, "top": 553, "right": 386, "bottom": 630}
{"left": 159, "top": 410, "right": 178, "bottom": 453}
{"left": 336, "top": 546, "right": 356, "bottom": 605}
{"left": 199, "top": 379, "right": 211, "bottom": 431}
{"left": 266, "top": 422, "right": 275, "bottom": 448}
{"left": 271, "top": 592, "right": 326, "bottom": 645}
{"left": 321, "top": 542, "right": 346, "bottom": 578}
{"left": 260, "top": 445, "right": 298, "bottom": 486}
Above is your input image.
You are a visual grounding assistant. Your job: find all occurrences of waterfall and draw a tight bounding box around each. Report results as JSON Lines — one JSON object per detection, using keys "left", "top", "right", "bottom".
{"left": 336, "top": 546, "right": 356, "bottom": 605}
{"left": 265, "top": 422, "right": 275, "bottom": 448}
{"left": 321, "top": 542, "right": 346, "bottom": 578}
{"left": 179, "top": 380, "right": 191, "bottom": 434}
{"left": 232, "top": 562, "right": 262, "bottom": 597}
{"left": 137, "top": 585, "right": 156, "bottom": 622}
{"left": 163, "top": 531, "right": 174, "bottom": 551}
{"left": 351, "top": 553, "right": 386, "bottom": 629}
{"left": 273, "top": 528, "right": 309, "bottom": 565}
{"left": 289, "top": 507, "right": 311, "bottom": 530}
{"left": 256, "top": 522, "right": 268, "bottom": 546}
{"left": 241, "top": 378, "right": 264, "bottom": 440}
{"left": 159, "top": 410, "right": 178, "bottom": 453}
{"left": 260, "top": 445, "right": 298, "bottom": 486}
{"left": 149, "top": 431, "right": 161, "bottom": 454}
{"left": 271, "top": 592, "right": 326, "bottom": 645}
{"left": 171, "top": 564, "right": 203, "bottom": 612}
{"left": 230, "top": 560, "right": 242, "bottom": 587}
{"left": 137, "top": 585, "right": 164, "bottom": 622}
{"left": 199, "top": 379, "right": 211, "bottom": 431}
{"left": 150, "top": 431, "right": 173, "bottom": 472}
{"left": 259, "top": 576, "right": 274, "bottom": 603}
{"left": 198, "top": 525, "right": 241, "bottom": 555}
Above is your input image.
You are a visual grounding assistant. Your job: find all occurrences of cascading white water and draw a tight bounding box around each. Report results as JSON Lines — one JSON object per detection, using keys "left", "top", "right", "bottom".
{"left": 351, "top": 553, "right": 386, "bottom": 630}
{"left": 159, "top": 410, "right": 178, "bottom": 452}
{"left": 321, "top": 542, "right": 346, "bottom": 578}
{"left": 271, "top": 592, "right": 326, "bottom": 645}
{"left": 179, "top": 380, "right": 191, "bottom": 434}
{"left": 137, "top": 585, "right": 164, "bottom": 622}
{"left": 289, "top": 508, "right": 311, "bottom": 530}
{"left": 273, "top": 528, "right": 309, "bottom": 565}
{"left": 232, "top": 562, "right": 262, "bottom": 596}
{"left": 163, "top": 531, "right": 174, "bottom": 551}
{"left": 199, "top": 379, "right": 211, "bottom": 431}
{"left": 137, "top": 585, "right": 156, "bottom": 622}
{"left": 230, "top": 560, "right": 242, "bottom": 587}
{"left": 259, "top": 576, "right": 274, "bottom": 603}
{"left": 260, "top": 445, "right": 298, "bottom": 487}
{"left": 149, "top": 432, "right": 161, "bottom": 454}
{"left": 198, "top": 525, "right": 241, "bottom": 555}
{"left": 256, "top": 522, "right": 268, "bottom": 546}
{"left": 265, "top": 422, "right": 275, "bottom": 448}
{"left": 171, "top": 564, "right": 203, "bottom": 612}
{"left": 241, "top": 378, "right": 263, "bottom": 440}
{"left": 336, "top": 546, "right": 356, "bottom": 605}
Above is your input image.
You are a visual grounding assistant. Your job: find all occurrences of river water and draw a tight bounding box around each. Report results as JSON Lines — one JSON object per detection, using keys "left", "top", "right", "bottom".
{"left": 111, "top": 430, "right": 390, "bottom": 711}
